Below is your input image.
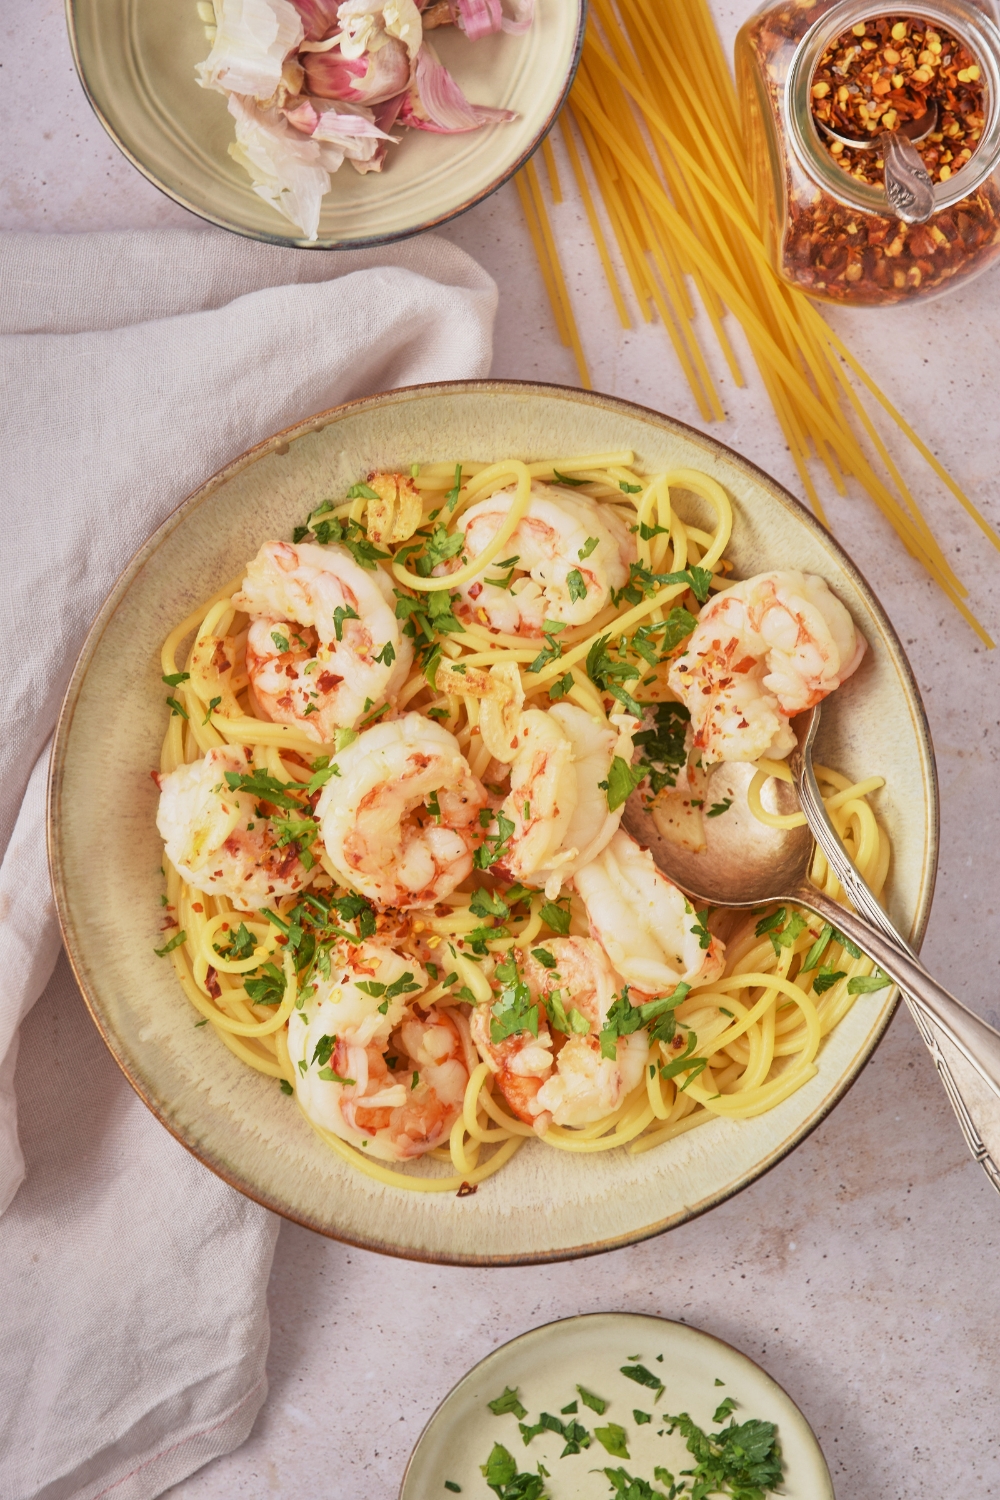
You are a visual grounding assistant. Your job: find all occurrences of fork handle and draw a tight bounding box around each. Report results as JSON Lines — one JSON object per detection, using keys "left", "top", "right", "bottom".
{"left": 792, "top": 730, "right": 1000, "bottom": 1186}
{"left": 792, "top": 883, "right": 1000, "bottom": 1110}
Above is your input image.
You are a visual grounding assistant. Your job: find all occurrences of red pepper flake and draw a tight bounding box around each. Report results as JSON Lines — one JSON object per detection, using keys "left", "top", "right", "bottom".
{"left": 456, "top": 1180, "right": 478, "bottom": 1197}
{"left": 810, "top": 15, "right": 985, "bottom": 188}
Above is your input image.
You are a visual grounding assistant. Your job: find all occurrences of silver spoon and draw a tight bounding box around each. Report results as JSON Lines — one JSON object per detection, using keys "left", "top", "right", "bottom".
{"left": 818, "top": 101, "right": 937, "bottom": 223}
{"left": 621, "top": 710, "right": 1000, "bottom": 1159}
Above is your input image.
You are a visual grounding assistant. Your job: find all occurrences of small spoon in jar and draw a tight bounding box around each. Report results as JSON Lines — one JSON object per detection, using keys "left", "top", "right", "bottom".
{"left": 817, "top": 101, "right": 938, "bottom": 223}
{"left": 621, "top": 705, "right": 1000, "bottom": 1143}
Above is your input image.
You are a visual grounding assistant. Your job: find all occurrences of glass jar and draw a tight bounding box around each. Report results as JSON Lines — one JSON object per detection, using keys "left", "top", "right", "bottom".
{"left": 736, "top": 0, "right": 1000, "bottom": 303}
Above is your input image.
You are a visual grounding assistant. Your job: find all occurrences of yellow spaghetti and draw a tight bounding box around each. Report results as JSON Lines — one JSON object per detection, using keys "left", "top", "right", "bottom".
{"left": 154, "top": 454, "right": 892, "bottom": 1193}
{"left": 517, "top": 0, "right": 999, "bottom": 645}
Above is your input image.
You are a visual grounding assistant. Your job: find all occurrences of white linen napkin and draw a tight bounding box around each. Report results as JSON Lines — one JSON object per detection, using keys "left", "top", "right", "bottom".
{"left": 0, "top": 227, "right": 496, "bottom": 1500}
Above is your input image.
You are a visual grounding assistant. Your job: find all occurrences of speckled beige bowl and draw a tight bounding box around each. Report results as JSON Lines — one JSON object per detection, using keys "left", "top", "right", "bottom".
{"left": 66, "top": 0, "right": 585, "bottom": 248}
{"left": 49, "top": 382, "right": 938, "bottom": 1264}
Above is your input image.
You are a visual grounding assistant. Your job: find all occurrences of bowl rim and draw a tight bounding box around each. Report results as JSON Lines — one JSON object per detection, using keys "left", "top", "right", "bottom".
{"left": 398, "top": 1309, "right": 834, "bottom": 1497}
{"left": 63, "top": 0, "right": 588, "bottom": 251}
{"left": 47, "top": 377, "right": 939, "bottom": 1264}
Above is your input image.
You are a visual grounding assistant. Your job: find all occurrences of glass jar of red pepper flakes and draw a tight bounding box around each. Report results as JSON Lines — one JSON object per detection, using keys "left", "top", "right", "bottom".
{"left": 736, "top": 0, "right": 1000, "bottom": 303}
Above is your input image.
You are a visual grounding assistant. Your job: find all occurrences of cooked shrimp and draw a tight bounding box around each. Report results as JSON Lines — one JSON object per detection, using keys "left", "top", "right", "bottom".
{"left": 316, "top": 712, "right": 488, "bottom": 908}
{"left": 290, "top": 944, "right": 470, "bottom": 1160}
{"left": 155, "top": 745, "right": 311, "bottom": 910}
{"left": 233, "top": 540, "right": 411, "bottom": 741}
{"left": 529, "top": 938, "right": 648, "bottom": 1127}
{"left": 469, "top": 985, "right": 555, "bottom": 1135}
{"left": 492, "top": 704, "right": 635, "bottom": 896}
{"left": 668, "top": 570, "right": 866, "bottom": 764}
{"left": 573, "top": 830, "right": 725, "bottom": 995}
{"left": 454, "top": 482, "right": 633, "bottom": 635}
{"left": 469, "top": 937, "right": 648, "bottom": 1131}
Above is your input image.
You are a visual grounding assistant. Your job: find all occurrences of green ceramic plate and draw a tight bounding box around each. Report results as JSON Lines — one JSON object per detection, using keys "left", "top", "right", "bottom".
{"left": 48, "top": 381, "right": 937, "bottom": 1264}
{"left": 66, "top": 0, "right": 585, "bottom": 248}
{"left": 400, "top": 1311, "right": 834, "bottom": 1498}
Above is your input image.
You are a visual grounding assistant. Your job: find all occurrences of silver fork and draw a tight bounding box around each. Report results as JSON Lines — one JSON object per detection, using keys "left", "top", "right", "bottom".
{"left": 790, "top": 706, "right": 1000, "bottom": 1193}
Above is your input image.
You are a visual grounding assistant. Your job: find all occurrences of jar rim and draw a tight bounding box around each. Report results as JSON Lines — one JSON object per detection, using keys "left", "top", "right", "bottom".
{"left": 785, "top": 0, "right": 1000, "bottom": 215}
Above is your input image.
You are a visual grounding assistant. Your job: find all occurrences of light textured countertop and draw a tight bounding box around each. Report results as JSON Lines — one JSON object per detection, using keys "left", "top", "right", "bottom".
{"left": 6, "top": 2, "right": 1000, "bottom": 1496}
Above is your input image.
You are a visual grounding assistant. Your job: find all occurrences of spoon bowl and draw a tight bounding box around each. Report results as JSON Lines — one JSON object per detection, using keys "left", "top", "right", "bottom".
{"left": 625, "top": 704, "right": 1000, "bottom": 1154}
{"left": 621, "top": 760, "right": 813, "bottom": 909}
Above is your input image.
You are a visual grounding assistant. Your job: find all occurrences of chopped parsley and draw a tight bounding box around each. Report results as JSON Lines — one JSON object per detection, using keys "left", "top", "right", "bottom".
{"left": 631, "top": 701, "right": 690, "bottom": 797}
{"left": 486, "top": 555, "right": 521, "bottom": 590}
{"left": 304, "top": 511, "right": 390, "bottom": 569}
{"left": 488, "top": 1387, "right": 528, "bottom": 1419}
{"left": 552, "top": 469, "right": 587, "bottom": 486}
{"left": 620, "top": 1363, "right": 665, "bottom": 1398}
{"left": 603, "top": 1468, "right": 669, "bottom": 1499}
{"left": 586, "top": 634, "right": 642, "bottom": 717}
{"left": 347, "top": 481, "right": 380, "bottom": 501}
{"left": 593, "top": 1423, "right": 630, "bottom": 1459}
{"left": 359, "top": 701, "right": 391, "bottom": 729}
{"left": 245, "top": 962, "right": 286, "bottom": 1006}
{"left": 659, "top": 1031, "right": 707, "bottom": 1089}
{"left": 526, "top": 620, "right": 567, "bottom": 674}
{"left": 611, "top": 563, "right": 712, "bottom": 610}
{"left": 489, "top": 954, "right": 539, "bottom": 1044}
{"left": 474, "top": 810, "right": 515, "bottom": 871}
{"left": 548, "top": 672, "right": 574, "bottom": 702}
{"left": 214, "top": 922, "right": 256, "bottom": 961}
{"left": 306, "top": 758, "right": 341, "bottom": 794}
{"left": 223, "top": 768, "right": 302, "bottom": 810}
{"left": 480, "top": 1444, "right": 548, "bottom": 1500}
{"left": 165, "top": 696, "right": 188, "bottom": 719}
{"left": 566, "top": 568, "right": 588, "bottom": 603}
{"left": 445, "top": 464, "right": 463, "bottom": 511}
{"left": 518, "top": 1412, "right": 591, "bottom": 1457}
{"left": 546, "top": 990, "right": 590, "bottom": 1037}
{"left": 270, "top": 629, "right": 290, "bottom": 653}
{"left": 799, "top": 923, "right": 832, "bottom": 972}
{"left": 604, "top": 755, "right": 645, "bottom": 812}
{"left": 599, "top": 985, "right": 690, "bottom": 1058}
{"left": 539, "top": 899, "right": 572, "bottom": 935}
{"left": 706, "top": 797, "right": 732, "bottom": 818}
{"left": 333, "top": 603, "right": 359, "bottom": 641}
{"left": 279, "top": 1079, "right": 294, "bottom": 1096}
{"left": 413, "top": 521, "right": 465, "bottom": 577}
{"left": 355, "top": 971, "right": 421, "bottom": 1001}
{"left": 812, "top": 965, "right": 847, "bottom": 994}
{"left": 578, "top": 536, "right": 599, "bottom": 560}
{"left": 847, "top": 970, "right": 891, "bottom": 994}
{"left": 754, "top": 907, "right": 807, "bottom": 957}
{"left": 154, "top": 930, "right": 187, "bottom": 957}
{"left": 162, "top": 671, "right": 190, "bottom": 687}
{"left": 470, "top": 888, "right": 511, "bottom": 922}
{"left": 663, "top": 1409, "right": 783, "bottom": 1497}
{"left": 688, "top": 907, "right": 712, "bottom": 950}
{"left": 577, "top": 1386, "right": 608, "bottom": 1414}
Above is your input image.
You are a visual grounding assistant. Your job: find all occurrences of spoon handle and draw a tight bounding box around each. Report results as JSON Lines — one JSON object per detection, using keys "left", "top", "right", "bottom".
{"left": 792, "top": 728, "right": 1000, "bottom": 1186}
{"left": 793, "top": 883, "right": 1000, "bottom": 1108}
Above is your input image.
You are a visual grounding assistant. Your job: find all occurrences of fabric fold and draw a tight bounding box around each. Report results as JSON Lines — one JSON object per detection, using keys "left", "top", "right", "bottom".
{"left": 0, "top": 226, "right": 496, "bottom": 1500}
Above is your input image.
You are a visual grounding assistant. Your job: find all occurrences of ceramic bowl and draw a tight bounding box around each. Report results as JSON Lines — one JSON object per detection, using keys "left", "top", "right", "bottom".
{"left": 66, "top": 0, "right": 585, "bottom": 248}
{"left": 48, "top": 381, "right": 938, "bottom": 1264}
{"left": 400, "top": 1311, "right": 834, "bottom": 1498}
